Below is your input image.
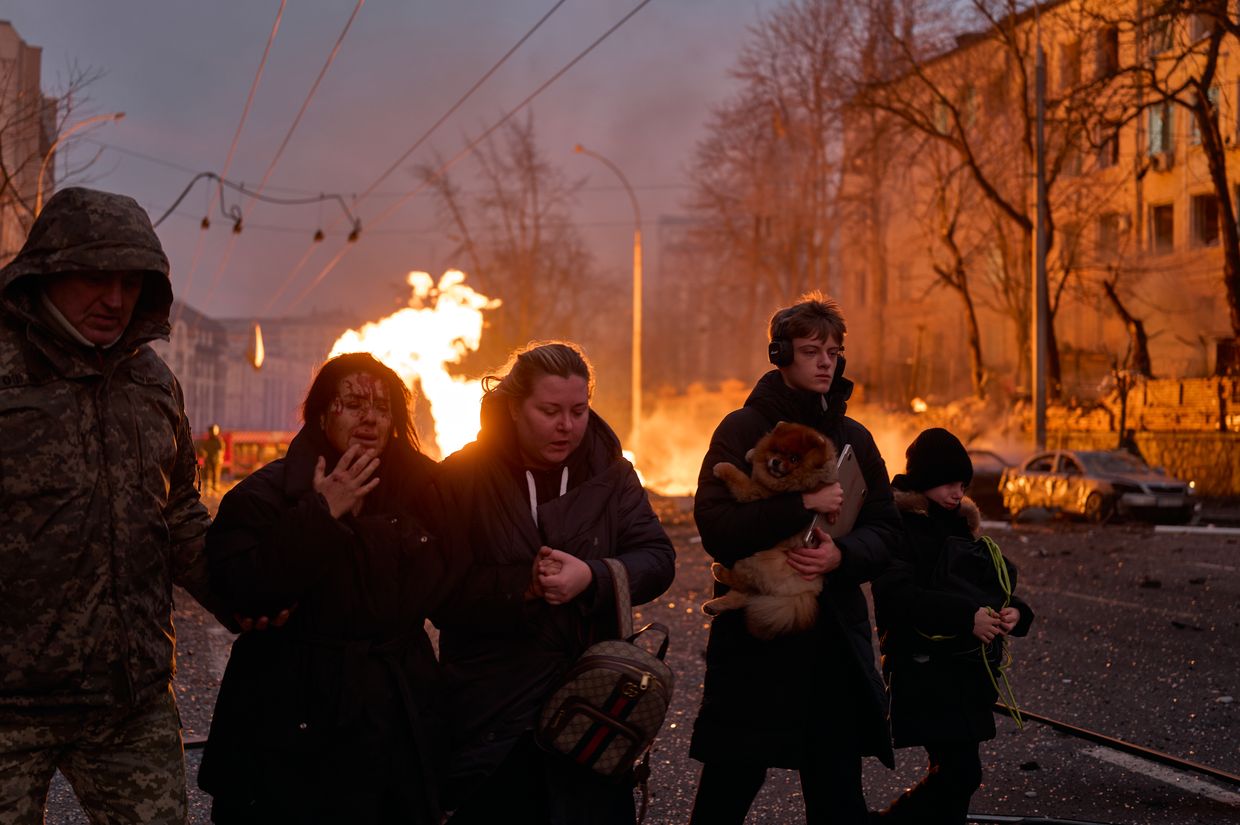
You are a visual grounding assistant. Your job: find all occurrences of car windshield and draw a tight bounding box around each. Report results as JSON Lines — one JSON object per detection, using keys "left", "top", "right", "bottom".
{"left": 1077, "top": 451, "right": 1149, "bottom": 475}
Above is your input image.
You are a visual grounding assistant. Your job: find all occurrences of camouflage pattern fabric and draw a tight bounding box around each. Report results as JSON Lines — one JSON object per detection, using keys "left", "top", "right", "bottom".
{"left": 0, "top": 186, "right": 216, "bottom": 712}
{"left": 0, "top": 686, "right": 187, "bottom": 825}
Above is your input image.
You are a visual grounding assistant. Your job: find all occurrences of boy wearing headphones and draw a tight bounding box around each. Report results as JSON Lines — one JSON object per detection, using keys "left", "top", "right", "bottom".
{"left": 688, "top": 292, "right": 902, "bottom": 824}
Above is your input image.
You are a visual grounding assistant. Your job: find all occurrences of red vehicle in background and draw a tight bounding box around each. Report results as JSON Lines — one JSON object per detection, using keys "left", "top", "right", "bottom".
{"left": 195, "top": 430, "right": 296, "bottom": 481}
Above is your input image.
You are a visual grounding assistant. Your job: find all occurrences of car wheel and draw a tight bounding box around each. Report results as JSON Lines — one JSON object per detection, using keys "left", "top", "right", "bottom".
{"left": 1084, "top": 492, "right": 1113, "bottom": 523}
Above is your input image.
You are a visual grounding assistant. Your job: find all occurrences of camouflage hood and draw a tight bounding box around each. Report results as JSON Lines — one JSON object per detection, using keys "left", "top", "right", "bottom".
{"left": 0, "top": 187, "right": 173, "bottom": 346}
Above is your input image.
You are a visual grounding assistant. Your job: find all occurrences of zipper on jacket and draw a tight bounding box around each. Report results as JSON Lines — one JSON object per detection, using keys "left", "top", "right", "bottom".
{"left": 94, "top": 369, "right": 136, "bottom": 704}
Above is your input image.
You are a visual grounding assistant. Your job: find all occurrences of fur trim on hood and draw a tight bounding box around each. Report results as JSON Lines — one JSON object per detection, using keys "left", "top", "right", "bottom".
{"left": 893, "top": 487, "right": 982, "bottom": 539}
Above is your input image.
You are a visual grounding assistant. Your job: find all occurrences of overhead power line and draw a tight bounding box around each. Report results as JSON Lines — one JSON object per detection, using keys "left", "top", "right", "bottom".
{"left": 177, "top": 0, "right": 286, "bottom": 323}
{"left": 158, "top": 207, "right": 672, "bottom": 235}
{"left": 284, "top": 0, "right": 657, "bottom": 313}
{"left": 82, "top": 138, "right": 202, "bottom": 175}
{"left": 259, "top": 0, "right": 570, "bottom": 315}
{"left": 199, "top": 0, "right": 366, "bottom": 314}
{"left": 152, "top": 171, "right": 360, "bottom": 232}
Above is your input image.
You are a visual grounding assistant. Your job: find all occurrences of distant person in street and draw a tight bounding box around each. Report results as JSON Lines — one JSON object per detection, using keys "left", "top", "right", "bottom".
{"left": 0, "top": 187, "right": 226, "bottom": 824}
{"left": 688, "top": 293, "right": 902, "bottom": 824}
{"left": 871, "top": 428, "right": 1035, "bottom": 824}
{"left": 199, "top": 352, "right": 465, "bottom": 824}
{"left": 202, "top": 423, "right": 225, "bottom": 492}
{"left": 435, "top": 341, "right": 675, "bottom": 825}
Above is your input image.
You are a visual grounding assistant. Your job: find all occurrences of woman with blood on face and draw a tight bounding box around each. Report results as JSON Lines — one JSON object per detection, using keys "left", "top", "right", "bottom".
{"left": 435, "top": 341, "right": 675, "bottom": 825}
{"left": 198, "top": 352, "right": 464, "bottom": 825}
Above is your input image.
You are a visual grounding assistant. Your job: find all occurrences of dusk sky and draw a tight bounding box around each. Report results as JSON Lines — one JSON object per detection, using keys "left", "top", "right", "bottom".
{"left": 3, "top": 0, "right": 774, "bottom": 321}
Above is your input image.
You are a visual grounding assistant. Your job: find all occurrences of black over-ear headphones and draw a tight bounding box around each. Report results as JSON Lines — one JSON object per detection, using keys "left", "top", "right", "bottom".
{"left": 768, "top": 313, "right": 793, "bottom": 367}
{"left": 768, "top": 337, "right": 793, "bottom": 367}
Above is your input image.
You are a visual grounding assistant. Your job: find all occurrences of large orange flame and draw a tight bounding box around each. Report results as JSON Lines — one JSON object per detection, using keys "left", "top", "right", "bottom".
{"left": 329, "top": 270, "right": 500, "bottom": 459}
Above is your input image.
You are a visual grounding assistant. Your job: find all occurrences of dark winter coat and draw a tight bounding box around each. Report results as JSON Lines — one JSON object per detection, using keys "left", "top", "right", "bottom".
{"left": 0, "top": 187, "right": 216, "bottom": 709}
{"left": 872, "top": 485, "right": 1034, "bottom": 747}
{"left": 690, "top": 364, "right": 900, "bottom": 769}
{"left": 199, "top": 427, "right": 464, "bottom": 824}
{"left": 435, "top": 393, "right": 676, "bottom": 812}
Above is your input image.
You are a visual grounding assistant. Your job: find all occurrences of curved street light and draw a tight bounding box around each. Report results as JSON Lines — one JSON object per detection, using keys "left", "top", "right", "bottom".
{"left": 573, "top": 142, "right": 643, "bottom": 451}
{"left": 35, "top": 111, "right": 126, "bottom": 215}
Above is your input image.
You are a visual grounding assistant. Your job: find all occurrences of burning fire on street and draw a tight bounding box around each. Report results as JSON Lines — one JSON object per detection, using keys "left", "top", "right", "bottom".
{"left": 329, "top": 270, "right": 500, "bottom": 460}
{"left": 328, "top": 268, "right": 723, "bottom": 493}
{"left": 329, "top": 269, "right": 982, "bottom": 496}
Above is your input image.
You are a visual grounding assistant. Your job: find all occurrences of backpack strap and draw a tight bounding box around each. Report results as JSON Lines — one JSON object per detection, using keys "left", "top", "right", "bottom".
{"left": 602, "top": 557, "right": 633, "bottom": 638}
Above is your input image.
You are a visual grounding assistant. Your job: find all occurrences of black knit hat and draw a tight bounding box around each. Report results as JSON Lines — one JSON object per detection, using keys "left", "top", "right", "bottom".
{"left": 904, "top": 427, "right": 973, "bottom": 492}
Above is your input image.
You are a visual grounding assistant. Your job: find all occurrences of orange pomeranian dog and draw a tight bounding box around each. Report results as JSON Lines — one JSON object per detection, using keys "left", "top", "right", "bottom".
{"left": 702, "top": 421, "right": 837, "bottom": 639}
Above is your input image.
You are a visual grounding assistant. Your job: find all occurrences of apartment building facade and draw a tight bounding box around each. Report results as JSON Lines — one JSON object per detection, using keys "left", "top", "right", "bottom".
{"left": 839, "top": 2, "right": 1240, "bottom": 405}
{"left": 0, "top": 22, "right": 54, "bottom": 265}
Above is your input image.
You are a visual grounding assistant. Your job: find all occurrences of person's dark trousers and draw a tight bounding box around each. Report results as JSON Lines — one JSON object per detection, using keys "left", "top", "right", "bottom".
{"left": 446, "top": 733, "right": 635, "bottom": 825}
{"left": 876, "top": 741, "right": 982, "bottom": 825}
{"left": 690, "top": 748, "right": 867, "bottom": 825}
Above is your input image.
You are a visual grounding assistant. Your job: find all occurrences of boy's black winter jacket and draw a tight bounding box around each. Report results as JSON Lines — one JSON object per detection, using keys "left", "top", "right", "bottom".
{"left": 690, "top": 364, "right": 901, "bottom": 769}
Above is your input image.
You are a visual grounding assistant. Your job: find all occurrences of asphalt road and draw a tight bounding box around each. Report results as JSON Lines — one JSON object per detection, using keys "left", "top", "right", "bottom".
{"left": 45, "top": 496, "right": 1240, "bottom": 824}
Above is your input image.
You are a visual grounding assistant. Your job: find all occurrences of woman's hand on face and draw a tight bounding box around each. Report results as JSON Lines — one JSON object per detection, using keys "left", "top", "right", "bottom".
{"left": 801, "top": 482, "right": 843, "bottom": 521}
{"left": 313, "top": 445, "right": 380, "bottom": 519}
{"left": 972, "top": 606, "right": 1005, "bottom": 643}
{"left": 536, "top": 548, "right": 593, "bottom": 606}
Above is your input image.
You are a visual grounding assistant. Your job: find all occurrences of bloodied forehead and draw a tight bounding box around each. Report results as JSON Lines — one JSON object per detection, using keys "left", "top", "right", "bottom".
{"left": 330, "top": 372, "right": 391, "bottom": 412}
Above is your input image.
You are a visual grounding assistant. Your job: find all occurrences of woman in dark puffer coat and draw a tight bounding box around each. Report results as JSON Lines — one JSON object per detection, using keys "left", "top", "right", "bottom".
{"left": 873, "top": 428, "right": 1034, "bottom": 824}
{"left": 436, "top": 341, "right": 675, "bottom": 825}
{"left": 199, "top": 352, "right": 465, "bottom": 825}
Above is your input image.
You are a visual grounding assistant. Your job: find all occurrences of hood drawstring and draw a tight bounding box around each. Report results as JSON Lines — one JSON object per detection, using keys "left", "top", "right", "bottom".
{"left": 525, "top": 465, "right": 569, "bottom": 526}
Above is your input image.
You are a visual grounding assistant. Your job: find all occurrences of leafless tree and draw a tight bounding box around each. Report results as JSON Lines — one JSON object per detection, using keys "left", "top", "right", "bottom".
{"left": 1069, "top": 1, "right": 1240, "bottom": 363}
{"left": 419, "top": 113, "right": 596, "bottom": 366}
{"left": 918, "top": 142, "right": 990, "bottom": 396}
{"left": 0, "top": 63, "right": 105, "bottom": 228}
{"left": 686, "top": 0, "right": 855, "bottom": 365}
{"left": 852, "top": 0, "right": 1111, "bottom": 398}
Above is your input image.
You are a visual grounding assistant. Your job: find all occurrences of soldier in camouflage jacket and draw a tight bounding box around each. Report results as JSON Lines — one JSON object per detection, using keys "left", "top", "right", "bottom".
{"left": 0, "top": 187, "right": 222, "bottom": 824}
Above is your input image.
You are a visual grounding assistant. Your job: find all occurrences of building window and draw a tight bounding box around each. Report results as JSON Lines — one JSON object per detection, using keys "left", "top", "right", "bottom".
{"left": 961, "top": 84, "right": 977, "bottom": 128}
{"left": 896, "top": 262, "right": 912, "bottom": 294}
{"left": 1097, "top": 213, "right": 1126, "bottom": 256}
{"left": 1059, "top": 39, "right": 1081, "bottom": 91}
{"left": 1189, "top": 86, "right": 1219, "bottom": 145}
{"left": 1148, "top": 101, "right": 1174, "bottom": 156}
{"left": 1148, "top": 16, "right": 1175, "bottom": 55}
{"left": 1096, "top": 125, "right": 1119, "bottom": 169}
{"left": 984, "top": 74, "right": 1007, "bottom": 116}
{"left": 1095, "top": 27, "right": 1120, "bottom": 78}
{"left": 1150, "top": 203, "right": 1175, "bottom": 253}
{"left": 1234, "top": 78, "right": 1240, "bottom": 145}
{"left": 1190, "top": 13, "right": 1213, "bottom": 42}
{"left": 1191, "top": 193, "right": 1220, "bottom": 246}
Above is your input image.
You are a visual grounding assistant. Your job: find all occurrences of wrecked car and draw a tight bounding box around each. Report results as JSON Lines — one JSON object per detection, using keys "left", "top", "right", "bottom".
{"left": 999, "top": 449, "right": 1199, "bottom": 524}
{"left": 965, "top": 448, "right": 1011, "bottom": 519}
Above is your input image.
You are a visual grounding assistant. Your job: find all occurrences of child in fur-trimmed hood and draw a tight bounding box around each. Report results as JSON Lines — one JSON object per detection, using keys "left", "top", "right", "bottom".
{"left": 871, "top": 428, "right": 1035, "bottom": 825}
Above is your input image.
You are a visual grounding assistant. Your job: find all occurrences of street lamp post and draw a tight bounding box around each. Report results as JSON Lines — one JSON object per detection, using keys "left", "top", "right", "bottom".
{"left": 574, "top": 143, "right": 643, "bottom": 452}
{"left": 35, "top": 111, "right": 126, "bottom": 215}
